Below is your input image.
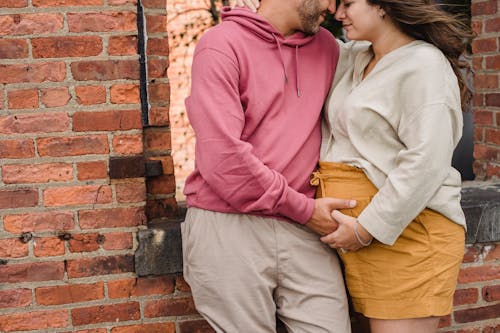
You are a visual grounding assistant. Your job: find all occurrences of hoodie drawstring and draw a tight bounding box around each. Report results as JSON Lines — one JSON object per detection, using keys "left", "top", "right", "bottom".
{"left": 273, "top": 34, "right": 288, "bottom": 84}
{"left": 272, "top": 34, "right": 301, "bottom": 97}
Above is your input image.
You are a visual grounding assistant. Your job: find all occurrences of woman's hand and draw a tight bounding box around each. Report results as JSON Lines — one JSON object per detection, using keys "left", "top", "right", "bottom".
{"left": 320, "top": 210, "right": 373, "bottom": 252}
{"left": 231, "top": 0, "right": 260, "bottom": 12}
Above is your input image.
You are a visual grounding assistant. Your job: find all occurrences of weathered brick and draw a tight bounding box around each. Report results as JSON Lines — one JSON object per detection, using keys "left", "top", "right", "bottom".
{"left": 458, "top": 265, "right": 500, "bottom": 284}
{"left": 0, "top": 62, "right": 66, "bottom": 84}
{"left": 79, "top": 207, "right": 146, "bottom": 229}
{"left": 474, "top": 73, "right": 498, "bottom": 90}
{"left": 34, "top": 237, "right": 65, "bottom": 257}
{"left": 41, "top": 87, "right": 71, "bottom": 107}
{"left": 36, "top": 282, "right": 104, "bottom": 305}
{"left": 483, "top": 324, "right": 500, "bottom": 333}
{"left": 485, "top": 93, "right": 500, "bottom": 107}
{"left": 178, "top": 320, "right": 215, "bottom": 333}
{"left": 144, "top": 297, "right": 197, "bottom": 318}
{"left": 69, "top": 233, "right": 100, "bottom": 252}
{"left": 0, "top": 310, "right": 69, "bottom": 332}
{"left": 438, "top": 315, "right": 451, "bottom": 328}
{"left": 147, "top": 38, "right": 168, "bottom": 56}
{"left": 0, "top": 189, "right": 38, "bottom": 209}
{"left": 7, "top": 88, "right": 38, "bottom": 109}
{"left": 0, "top": 112, "right": 69, "bottom": 134}
{"left": 144, "top": 129, "right": 171, "bottom": 152}
{"left": 77, "top": 161, "right": 108, "bottom": 181}
{"left": 33, "top": 0, "right": 102, "bottom": 7}
{"left": 0, "top": 238, "right": 29, "bottom": 259}
{"left": 482, "top": 284, "right": 500, "bottom": 302}
{"left": 75, "top": 85, "right": 106, "bottom": 105}
{"left": 175, "top": 276, "right": 191, "bottom": 292}
{"left": 101, "top": 232, "right": 133, "bottom": 250}
{"left": 108, "top": 276, "right": 174, "bottom": 299}
{"left": 485, "top": 16, "right": 500, "bottom": 33}
{"left": 68, "top": 12, "right": 136, "bottom": 32}
{"left": 0, "top": 0, "right": 28, "bottom": 8}
{"left": 112, "top": 134, "right": 143, "bottom": 154}
{"left": 471, "top": 0, "right": 498, "bottom": 16}
{"left": 486, "top": 163, "right": 500, "bottom": 178}
{"left": 145, "top": 15, "right": 167, "bottom": 33}
{"left": 148, "top": 59, "right": 169, "bottom": 78}
{"left": 116, "top": 182, "right": 146, "bottom": 203}
{"left": 473, "top": 110, "right": 494, "bottom": 126}
{"left": 0, "top": 39, "right": 28, "bottom": 58}
{"left": 0, "top": 289, "right": 32, "bottom": 309}
{"left": 2, "top": 163, "right": 73, "bottom": 184}
{"left": 0, "top": 261, "right": 65, "bottom": 283}
{"left": 4, "top": 211, "right": 74, "bottom": 233}
{"left": 141, "top": 0, "right": 166, "bottom": 8}
{"left": 61, "top": 330, "right": 107, "bottom": 333}
{"left": 453, "top": 288, "right": 479, "bottom": 306}
{"left": 454, "top": 303, "right": 500, "bottom": 323}
{"left": 108, "top": 35, "right": 138, "bottom": 55}
{"left": 472, "top": 38, "right": 498, "bottom": 54}
{"left": 73, "top": 110, "right": 142, "bottom": 131}
{"left": 485, "top": 244, "right": 499, "bottom": 261}
{"left": 108, "top": 0, "right": 136, "bottom": 4}
{"left": 464, "top": 246, "right": 480, "bottom": 264}
{"left": 147, "top": 106, "right": 169, "bottom": 127}
{"left": 43, "top": 185, "right": 113, "bottom": 207}
{"left": 0, "top": 13, "right": 64, "bottom": 36}
{"left": 66, "top": 254, "right": 134, "bottom": 278}
{"left": 148, "top": 82, "right": 169, "bottom": 103}
{"left": 71, "top": 302, "right": 140, "bottom": 325}
{"left": 109, "top": 155, "right": 145, "bottom": 178}
{"left": 0, "top": 139, "right": 35, "bottom": 159}
{"left": 471, "top": 19, "right": 483, "bottom": 36}
{"left": 473, "top": 144, "right": 498, "bottom": 161}
{"left": 32, "top": 36, "right": 102, "bottom": 58}
{"left": 486, "top": 54, "right": 500, "bottom": 70}
{"left": 37, "top": 135, "right": 109, "bottom": 157}
{"left": 485, "top": 128, "right": 500, "bottom": 145}
{"left": 71, "top": 60, "right": 139, "bottom": 81}
{"left": 110, "top": 84, "right": 140, "bottom": 104}
{"left": 145, "top": 197, "right": 178, "bottom": 220}
{"left": 147, "top": 175, "right": 176, "bottom": 195}
{"left": 111, "top": 323, "right": 175, "bottom": 333}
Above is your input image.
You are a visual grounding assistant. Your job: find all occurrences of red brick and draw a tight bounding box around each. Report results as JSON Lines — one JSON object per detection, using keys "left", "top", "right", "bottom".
{"left": 37, "top": 135, "right": 109, "bottom": 157}
{"left": 486, "top": 55, "right": 500, "bottom": 70}
{"left": 141, "top": 0, "right": 165, "bottom": 8}
{"left": 483, "top": 324, "right": 500, "bottom": 333}
{"left": 147, "top": 175, "right": 176, "bottom": 194}
{"left": 108, "top": 276, "right": 174, "bottom": 299}
{"left": 33, "top": 0, "right": 102, "bottom": 6}
{"left": 463, "top": 246, "right": 481, "bottom": 263}
{"left": 471, "top": 19, "right": 483, "bottom": 35}
{"left": 146, "top": 197, "right": 178, "bottom": 219}
{"left": 43, "top": 185, "right": 113, "bottom": 207}
{"left": 0, "top": 13, "right": 64, "bottom": 36}
{"left": 0, "top": 261, "right": 64, "bottom": 283}
{"left": 108, "top": 35, "right": 138, "bottom": 55}
{"left": 0, "top": 62, "right": 66, "bottom": 84}
{"left": 179, "top": 320, "right": 215, "bottom": 333}
{"left": 108, "top": 0, "right": 136, "bottom": 4}
{"left": 485, "top": 244, "right": 499, "bottom": 261}
{"left": 145, "top": 15, "right": 167, "bottom": 33}
{"left": 485, "top": 93, "right": 500, "bottom": 107}
{"left": 77, "top": 161, "right": 108, "bottom": 181}
{"left": 112, "top": 134, "right": 143, "bottom": 154}
{"left": 2, "top": 163, "right": 72, "bottom": 184}
{"left": 71, "top": 60, "right": 139, "bottom": 81}
{"left": 148, "top": 82, "right": 169, "bottom": 102}
{"left": 7, "top": 88, "right": 38, "bottom": 109}
{"left": 472, "top": 55, "right": 483, "bottom": 71}
{"left": 61, "top": 330, "right": 107, "bottom": 333}
{"left": 71, "top": 302, "right": 140, "bottom": 325}
{"left": 144, "top": 297, "right": 197, "bottom": 318}
{"left": 485, "top": 16, "right": 500, "bottom": 33}
{"left": 473, "top": 110, "right": 494, "bottom": 126}
{"left": 34, "top": 237, "right": 65, "bottom": 257}
{"left": 41, "top": 87, "right": 71, "bottom": 107}
{"left": 148, "top": 106, "right": 170, "bottom": 126}
{"left": 66, "top": 255, "right": 134, "bottom": 278}
{"left": 474, "top": 73, "right": 498, "bottom": 90}
{"left": 458, "top": 264, "right": 500, "bottom": 284}
{"left": 0, "top": 289, "right": 32, "bottom": 309}
{"left": 101, "top": 232, "right": 133, "bottom": 250}
{"left": 4, "top": 211, "right": 74, "bottom": 233}
{"left": 453, "top": 288, "right": 479, "bottom": 306}
{"left": 147, "top": 38, "right": 169, "bottom": 56}
{"left": 0, "top": 112, "right": 69, "bottom": 134}
{"left": 79, "top": 207, "right": 145, "bottom": 229}
{"left": 438, "top": 315, "right": 451, "bottom": 328}
{"left": 454, "top": 303, "right": 500, "bottom": 323}
{"left": 473, "top": 92, "right": 484, "bottom": 107}
{"left": 69, "top": 233, "right": 100, "bottom": 252}
{"left": 474, "top": 128, "right": 484, "bottom": 142}
{"left": 0, "top": 0, "right": 28, "bottom": 8}
{"left": 111, "top": 323, "right": 175, "bottom": 333}
{"left": 0, "top": 309, "right": 68, "bottom": 332}
{"left": 144, "top": 129, "right": 171, "bottom": 152}
{"left": 148, "top": 59, "right": 169, "bottom": 79}
{"left": 0, "top": 238, "right": 28, "bottom": 258}
{"left": 175, "top": 276, "right": 191, "bottom": 292}
{"left": 0, "top": 39, "right": 28, "bottom": 58}
{"left": 472, "top": 37, "right": 498, "bottom": 54}
{"left": 0, "top": 189, "right": 38, "bottom": 209}
{"left": 68, "top": 12, "right": 136, "bottom": 32}
{"left": 32, "top": 36, "right": 102, "bottom": 58}
{"left": 471, "top": 0, "right": 498, "bottom": 16}
{"left": 110, "top": 84, "right": 140, "bottom": 104}
{"left": 73, "top": 110, "right": 142, "bottom": 131}
{"left": 486, "top": 163, "right": 500, "bottom": 178}
{"left": 116, "top": 182, "right": 146, "bottom": 203}
{"left": 75, "top": 85, "right": 106, "bottom": 105}
{"left": 485, "top": 128, "right": 500, "bottom": 145}
{"left": 36, "top": 282, "right": 104, "bottom": 305}
{"left": 473, "top": 144, "right": 498, "bottom": 161}
{"left": 0, "top": 139, "right": 35, "bottom": 159}
{"left": 482, "top": 285, "right": 500, "bottom": 302}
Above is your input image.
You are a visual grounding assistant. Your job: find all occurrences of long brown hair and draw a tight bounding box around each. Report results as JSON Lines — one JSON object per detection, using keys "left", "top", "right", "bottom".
{"left": 367, "top": 0, "right": 475, "bottom": 111}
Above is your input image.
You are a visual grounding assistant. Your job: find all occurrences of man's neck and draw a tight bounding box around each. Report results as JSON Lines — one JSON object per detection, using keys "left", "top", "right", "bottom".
{"left": 257, "top": 1, "right": 298, "bottom": 37}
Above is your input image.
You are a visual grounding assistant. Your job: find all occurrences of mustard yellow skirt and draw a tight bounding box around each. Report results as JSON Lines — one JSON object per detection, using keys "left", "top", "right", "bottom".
{"left": 313, "top": 162, "right": 465, "bottom": 319}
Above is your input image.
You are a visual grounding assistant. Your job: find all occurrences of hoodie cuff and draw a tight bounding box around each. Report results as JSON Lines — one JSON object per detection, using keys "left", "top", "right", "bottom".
{"left": 277, "top": 189, "right": 315, "bottom": 225}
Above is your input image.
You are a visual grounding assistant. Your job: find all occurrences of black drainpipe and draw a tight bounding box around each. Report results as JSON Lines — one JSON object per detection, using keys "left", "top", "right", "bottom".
{"left": 137, "top": 0, "right": 149, "bottom": 126}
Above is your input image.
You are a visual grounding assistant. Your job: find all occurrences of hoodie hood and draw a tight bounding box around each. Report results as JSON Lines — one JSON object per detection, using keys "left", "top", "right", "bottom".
{"left": 221, "top": 7, "right": 316, "bottom": 96}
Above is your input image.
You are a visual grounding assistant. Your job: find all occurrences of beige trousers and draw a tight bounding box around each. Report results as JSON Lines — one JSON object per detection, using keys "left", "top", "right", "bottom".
{"left": 181, "top": 207, "right": 351, "bottom": 333}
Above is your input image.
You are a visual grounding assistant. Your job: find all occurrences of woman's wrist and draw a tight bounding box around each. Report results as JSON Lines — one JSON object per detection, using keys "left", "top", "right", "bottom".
{"left": 354, "top": 220, "right": 373, "bottom": 246}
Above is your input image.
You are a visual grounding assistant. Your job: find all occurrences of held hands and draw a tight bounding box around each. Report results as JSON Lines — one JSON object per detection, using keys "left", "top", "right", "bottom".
{"left": 305, "top": 198, "right": 356, "bottom": 236}
{"left": 231, "top": 0, "right": 260, "bottom": 12}
{"left": 320, "top": 210, "right": 374, "bottom": 252}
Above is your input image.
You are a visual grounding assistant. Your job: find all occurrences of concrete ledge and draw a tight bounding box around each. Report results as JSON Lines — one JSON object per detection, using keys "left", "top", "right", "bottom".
{"left": 135, "top": 182, "right": 500, "bottom": 276}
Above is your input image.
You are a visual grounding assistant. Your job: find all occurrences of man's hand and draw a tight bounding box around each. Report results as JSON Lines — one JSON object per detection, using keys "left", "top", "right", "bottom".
{"left": 305, "top": 197, "right": 356, "bottom": 236}
{"left": 320, "top": 210, "right": 374, "bottom": 251}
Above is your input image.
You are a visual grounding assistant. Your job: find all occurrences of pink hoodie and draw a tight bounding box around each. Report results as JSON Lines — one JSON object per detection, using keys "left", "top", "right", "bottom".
{"left": 183, "top": 7, "right": 339, "bottom": 224}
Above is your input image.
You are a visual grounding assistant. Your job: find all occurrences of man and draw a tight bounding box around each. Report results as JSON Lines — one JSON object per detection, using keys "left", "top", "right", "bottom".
{"left": 182, "top": 0, "right": 353, "bottom": 332}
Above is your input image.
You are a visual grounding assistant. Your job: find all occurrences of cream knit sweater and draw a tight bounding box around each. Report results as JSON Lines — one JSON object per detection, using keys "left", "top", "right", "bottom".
{"left": 321, "top": 40, "right": 466, "bottom": 245}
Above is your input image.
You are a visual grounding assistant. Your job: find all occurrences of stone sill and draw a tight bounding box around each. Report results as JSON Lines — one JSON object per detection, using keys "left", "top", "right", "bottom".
{"left": 135, "top": 181, "right": 500, "bottom": 276}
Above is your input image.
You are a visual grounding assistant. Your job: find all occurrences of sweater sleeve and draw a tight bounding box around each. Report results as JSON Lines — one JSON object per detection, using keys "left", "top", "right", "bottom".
{"left": 186, "top": 46, "right": 315, "bottom": 224}
{"left": 357, "top": 102, "right": 462, "bottom": 245}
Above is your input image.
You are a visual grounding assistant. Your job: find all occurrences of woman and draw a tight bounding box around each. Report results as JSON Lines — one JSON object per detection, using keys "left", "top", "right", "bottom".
{"left": 236, "top": 0, "right": 474, "bottom": 332}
